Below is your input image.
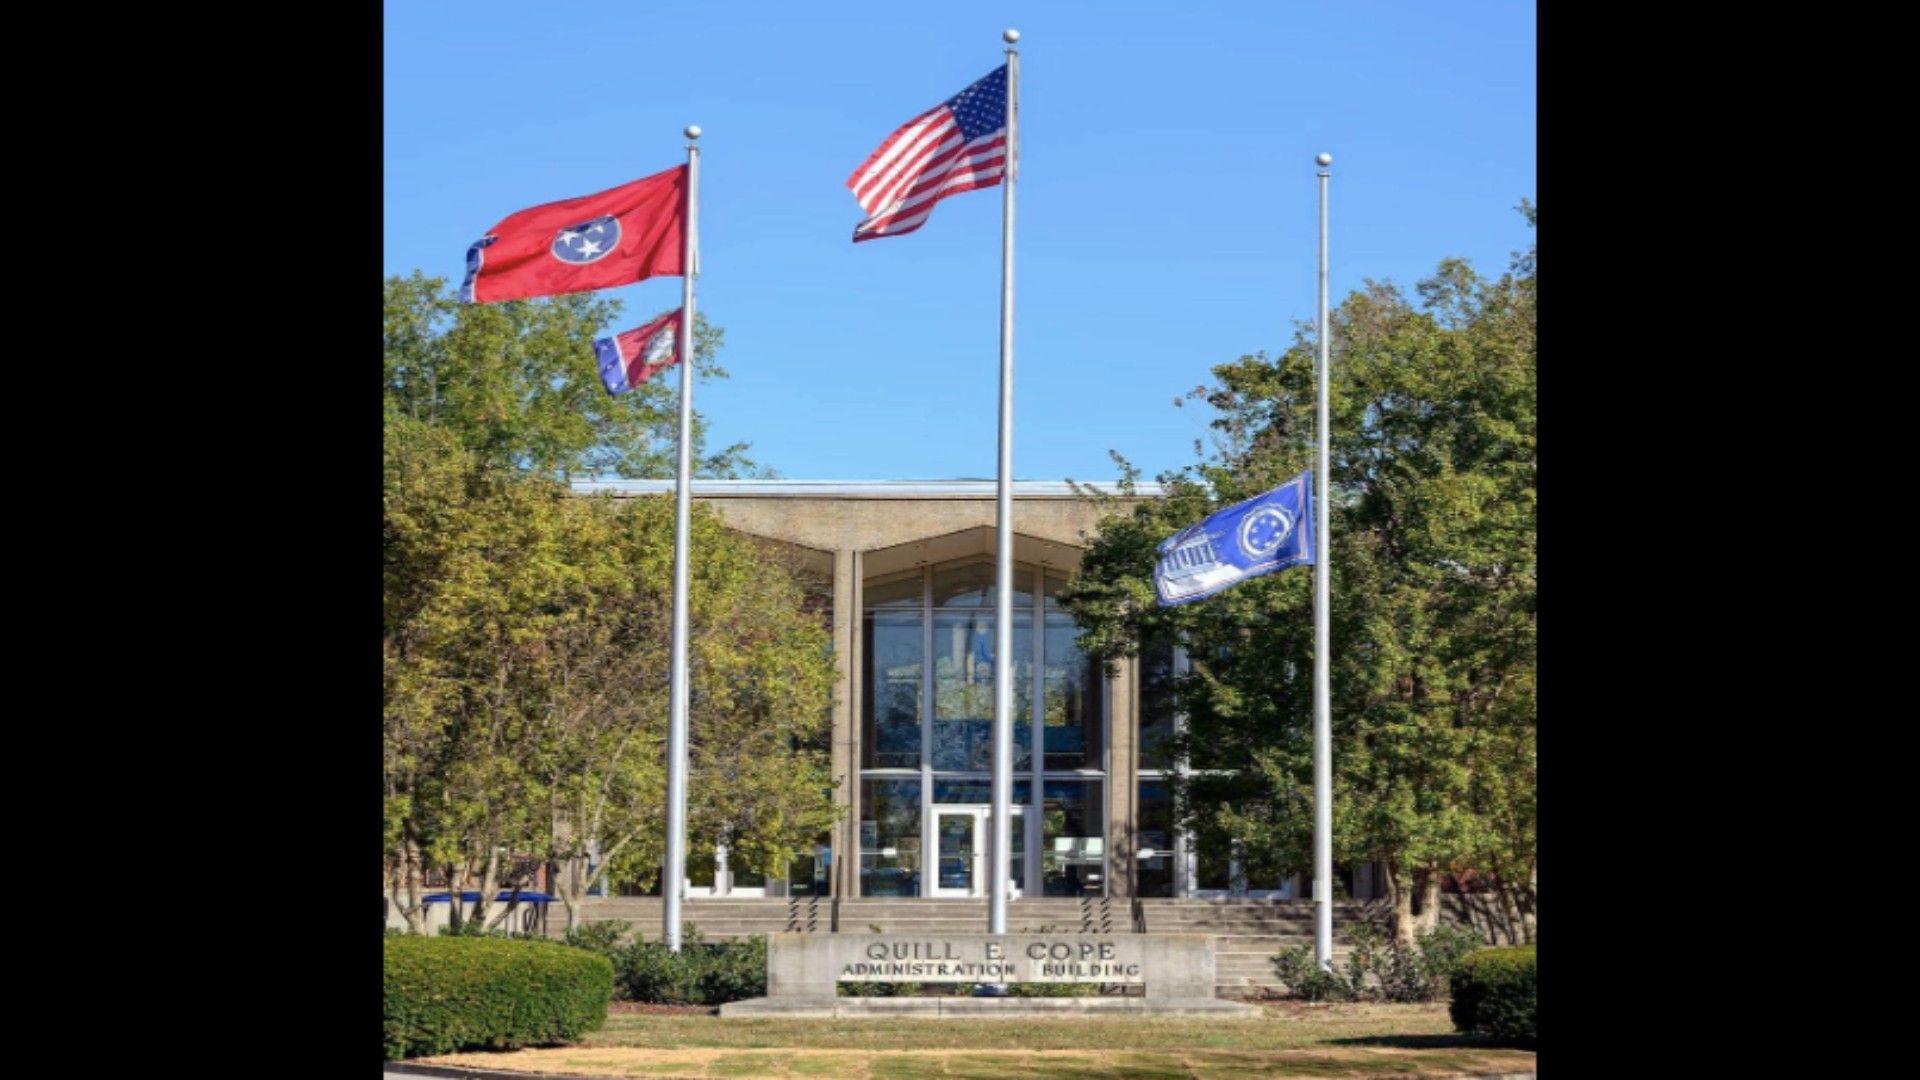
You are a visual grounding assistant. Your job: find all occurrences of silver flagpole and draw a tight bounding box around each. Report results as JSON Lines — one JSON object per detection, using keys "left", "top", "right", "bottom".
{"left": 1313, "top": 151, "right": 1334, "bottom": 969}
{"left": 663, "top": 124, "right": 701, "bottom": 953}
{"left": 988, "top": 28, "right": 1020, "bottom": 937}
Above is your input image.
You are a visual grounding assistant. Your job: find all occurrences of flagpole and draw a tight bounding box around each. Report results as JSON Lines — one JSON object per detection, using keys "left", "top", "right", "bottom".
{"left": 988, "top": 27, "right": 1020, "bottom": 937}
{"left": 1313, "top": 151, "right": 1334, "bottom": 969}
{"left": 663, "top": 124, "right": 701, "bottom": 953}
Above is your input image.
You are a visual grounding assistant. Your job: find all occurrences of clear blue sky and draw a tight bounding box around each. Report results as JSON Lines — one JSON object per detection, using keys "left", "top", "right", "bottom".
{"left": 385, "top": 3, "right": 1534, "bottom": 482}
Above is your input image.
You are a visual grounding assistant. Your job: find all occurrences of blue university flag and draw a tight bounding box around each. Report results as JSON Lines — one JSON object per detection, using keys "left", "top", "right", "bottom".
{"left": 1153, "top": 471, "right": 1315, "bottom": 606}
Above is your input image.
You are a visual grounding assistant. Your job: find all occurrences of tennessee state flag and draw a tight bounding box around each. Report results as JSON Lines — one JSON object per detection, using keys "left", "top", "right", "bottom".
{"left": 595, "top": 309, "right": 683, "bottom": 395}
{"left": 461, "top": 165, "right": 686, "bottom": 303}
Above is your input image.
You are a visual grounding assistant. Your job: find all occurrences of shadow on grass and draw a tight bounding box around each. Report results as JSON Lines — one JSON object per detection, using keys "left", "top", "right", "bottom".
{"left": 1328, "top": 1022, "right": 1505, "bottom": 1045}
{"left": 1331, "top": 1033, "right": 1534, "bottom": 1051}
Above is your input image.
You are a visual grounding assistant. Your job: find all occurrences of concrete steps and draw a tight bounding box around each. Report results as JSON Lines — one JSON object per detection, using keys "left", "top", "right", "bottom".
{"left": 1138, "top": 901, "right": 1383, "bottom": 997}
{"left": 1212, "top": 938, "right": 1354, "bottom": 998}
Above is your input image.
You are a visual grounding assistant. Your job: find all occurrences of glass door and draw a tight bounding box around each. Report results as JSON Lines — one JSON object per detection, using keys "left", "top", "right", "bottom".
{"left": 931, "top": 807, "right": 1025, "bottom": 898}
{"left": 933, "top": 810, "right": 982, "bottom": 896}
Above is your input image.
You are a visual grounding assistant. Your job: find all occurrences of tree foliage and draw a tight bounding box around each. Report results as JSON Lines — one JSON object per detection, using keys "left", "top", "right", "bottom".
{"left": 383, "top": 274, "right": 833, "bottom": 932}
{"left": 383, "top": 272, "right": 754, "bottom": 479}
{"left": 1061, "top": 208, "right": 1535, "bottom": 941}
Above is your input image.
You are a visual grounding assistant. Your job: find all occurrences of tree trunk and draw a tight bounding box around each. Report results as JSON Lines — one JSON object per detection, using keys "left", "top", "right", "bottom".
{"left": 1493, "top": 872, "right": 1521, "bottom": 945}
{"left": 557, "top": 852, "right": 586, "bottom": 933}
{"left": 472, "top": 848, "right": 500, "bottom": 931}
{"left": 1519, "top": 863, "right": 1537, "bottom": 943}
{"left": 1384, "top": 861, "right": 1416, "bottom": 947}
{"left": 445, "top": 862, "right": 465, "bottom": 933}
{"left": 1413, "top": 869, "right": 1442, "bottom": 938}
{"left": 398, "top": 835, "right": 428, "bottom": 935}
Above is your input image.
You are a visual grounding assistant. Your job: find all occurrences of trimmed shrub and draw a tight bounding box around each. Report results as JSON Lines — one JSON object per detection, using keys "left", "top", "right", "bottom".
{"left": 383, "top": 936, "right": 613, "bottom": 1060}
{"left": 1272, "top": 945, "right": 1362, "bottom": 1001}
{"left": 632, "top": 937, "right": 764, "bottom": 1004}
{"left": 1449, "top": 945, "right": 1536, "bottom": 1044}
{"left": 566, "top": 925, "right": 768, "bottom": 1005}
{"left": 1272, "top": 924, "right": 1488, "bottom": 1003}
{"left": 698, "top": 935, "right": 768, "bottom": 1003}
{"left": 563, "top": 919, "right": 630, "bottom": 955}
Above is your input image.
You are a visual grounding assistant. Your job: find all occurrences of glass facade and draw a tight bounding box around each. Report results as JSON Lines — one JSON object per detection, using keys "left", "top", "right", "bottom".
{"left": 1138, "top": 643, "right": 1178, "bottom": 770}
{"left": 1136, "top": 778, "right": 1175, "bottom": 897}
{"left": 932, "top": 610, "right": 1032, "bottom": 770}
{"left": 860, "top": 558, "right": 1104, "bottom": 897}
{"left": 1040, "top": 779, "right": 1103, "bottom": 896}
{"left": 859, "top": 778, "right": 922, "bottom": 897}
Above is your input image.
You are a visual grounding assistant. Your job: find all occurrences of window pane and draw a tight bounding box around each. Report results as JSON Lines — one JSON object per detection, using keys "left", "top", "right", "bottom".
{"left": 859, "top": 779, "right": 922, "bottom": 897}
{"left": 864, "top": 571, "right": 923, "bottom": 609}
{"left": 787, "top": 836, "right": 831, "bottom": 897}
{"left": 1043, "top": 570, "right": 1070, "bottom": 610}
{"left": 933, "top": 779, "right": 1031, "bottom": 804}
{"left": 932, "top": 611, "right": 1032, "bottom": 770}
{"left": 1138, "top": 643, "right": 1177, "bottom": 770}
{"left": 863, "top": 612, "right": 922, "bottom": 769}
{"left": 1136, "top": 780, "right": 1174, "bottom": 898}
{"left": 1042, "top": 614, "right": 1101, "bottom": 770}
{"left": 932, "top": 560, "right": 1036, "bottom": 609}
{"left": 1040, "top": 780, "right": 1104, "bottom": 896}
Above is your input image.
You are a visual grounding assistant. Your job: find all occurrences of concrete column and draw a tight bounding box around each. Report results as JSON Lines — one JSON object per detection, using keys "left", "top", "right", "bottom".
{"left": 831, "top": 547, "right": 860, "bottom": 899}
{"left": 1104, "top": 655, "right": 1138, "bottom": 898}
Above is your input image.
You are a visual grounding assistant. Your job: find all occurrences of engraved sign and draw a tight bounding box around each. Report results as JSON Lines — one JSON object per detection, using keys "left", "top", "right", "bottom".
{"left": 763, "top": 933, "right": 1218, "bottom": 1001}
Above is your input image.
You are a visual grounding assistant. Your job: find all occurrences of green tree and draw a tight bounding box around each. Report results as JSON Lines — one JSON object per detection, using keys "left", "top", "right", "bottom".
{"left": 384, "top": 414, "right": 565, "bottom": 932}
{"left": 384, "top": 413, "right": 838, "bottom": 933}
{"left": 1061, "top": 209, "right": 1535, "bottom": 943}
{"left": 384, "top": 272, "right": 754, "bottom": 479}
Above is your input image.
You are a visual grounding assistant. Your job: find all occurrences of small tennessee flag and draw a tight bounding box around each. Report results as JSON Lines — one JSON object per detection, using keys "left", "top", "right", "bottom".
{"left": 461, "top": 165, "right": 686, "bottom": 303}
{"left": 595, "top": 309, "right": 682, "bottom": 395}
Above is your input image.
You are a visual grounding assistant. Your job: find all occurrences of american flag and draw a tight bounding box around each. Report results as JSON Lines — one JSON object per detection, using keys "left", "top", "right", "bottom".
{"left": 846, "top": 64, "right": 1009, "bottom": 242}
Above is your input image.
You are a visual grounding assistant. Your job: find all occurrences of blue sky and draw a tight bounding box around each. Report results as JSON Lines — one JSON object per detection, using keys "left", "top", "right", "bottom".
{"left": 385, "top": 3, "right": 1534, "bottom": 482}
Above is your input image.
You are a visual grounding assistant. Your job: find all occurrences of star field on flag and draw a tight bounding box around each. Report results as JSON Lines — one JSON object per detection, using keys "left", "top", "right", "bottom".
{"left": 846, "top": 65, "right": 1009, "bottom": 242}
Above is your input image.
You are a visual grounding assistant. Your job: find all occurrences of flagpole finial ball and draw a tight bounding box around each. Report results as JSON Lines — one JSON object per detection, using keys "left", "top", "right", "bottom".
{"left": 1316, "top": 152, "right": 1333, "bottom": 166}
{"left": 1003, "top": 28, "right": 1020, "bottom": 43}
{"left": 684, "top": 125, "right": 702, "bottom": 140}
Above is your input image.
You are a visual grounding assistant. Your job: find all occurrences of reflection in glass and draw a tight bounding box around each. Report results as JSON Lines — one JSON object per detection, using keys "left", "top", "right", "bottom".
{"left": 1043, "top": 570, "right": 1070, "bottom": 610}
{"left": 859, "top": 779, "right": 921, "bottom": 897}
{"left": 932, "top": 560, "right": 1036, "bottom": 609}
{"left": 936, "top": 813, "right": 976, "bottom": 891}
{"left": 1136, "top": 779, "right": 1175, "bottom": 897}
{"left": 1041, "top": 614, "right": 1100, "bottom": 770}
{"left": 933, "top": 779, "right": 1032, "bottom": 804}
{"left": 932, "top": 611, "right": 1031, "bottom": 770}
{"left": 863, "top": 612, "right": 921, "bottom": 768}
{"left": 1040, "top": 780, "right": 1104, "bottom": 896}
{"left": 864, "top": 571, "right": 924, "bottom": 609}
{"left": 1138, "top": 643, "right": 1177, "bottom": 770}
{"left": 787, "top": 836, "right": 831, "bottom": 897}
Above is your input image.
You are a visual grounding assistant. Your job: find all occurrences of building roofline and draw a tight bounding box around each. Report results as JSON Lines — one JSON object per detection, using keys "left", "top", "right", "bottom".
{"left": 569, "top": 479, "right": 1165, "bottom": 499}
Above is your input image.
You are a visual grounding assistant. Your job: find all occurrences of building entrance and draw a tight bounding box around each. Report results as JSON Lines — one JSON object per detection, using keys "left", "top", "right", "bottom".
{"left": 930, "top": 806, "right": 1023, "bottom": 898}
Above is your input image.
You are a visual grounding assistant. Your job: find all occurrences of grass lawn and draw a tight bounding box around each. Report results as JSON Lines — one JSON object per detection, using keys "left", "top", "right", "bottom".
{"left": 418, "top": 1002, "right": 1536, "bottom": 1078}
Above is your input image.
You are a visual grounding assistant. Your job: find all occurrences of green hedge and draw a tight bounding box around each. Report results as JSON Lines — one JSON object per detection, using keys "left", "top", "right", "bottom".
{"left": 563, "top": 923, "right": 767, "bottom": 1005}
{"left": 383, "top": 936, "right": 613, "bottom": 1059}
{"left": 1448, "top": 945, "right": 1536, "bottom": 1044}
{"left": 615, "top": 936, "right": 766, "bottom": 1004}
